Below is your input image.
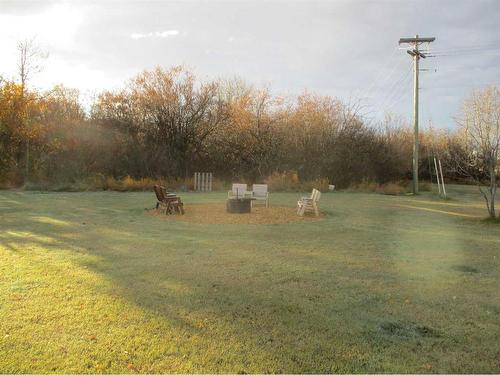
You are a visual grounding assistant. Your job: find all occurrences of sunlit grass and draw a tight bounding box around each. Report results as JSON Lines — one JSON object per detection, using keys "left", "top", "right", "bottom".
{"left": 0, "top": 185, "right": 498, "bottom": 372}
{"left": 30, "top": 216, "right": 72, "bottom": 226}
{"left": 394, "top": 204, "right": 482, "bottom": 218}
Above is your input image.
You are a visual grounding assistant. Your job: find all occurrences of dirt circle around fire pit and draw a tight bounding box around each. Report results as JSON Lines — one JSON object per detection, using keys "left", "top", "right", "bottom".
{"left": 146, "top": 203, "right": 324, "bottom": 225}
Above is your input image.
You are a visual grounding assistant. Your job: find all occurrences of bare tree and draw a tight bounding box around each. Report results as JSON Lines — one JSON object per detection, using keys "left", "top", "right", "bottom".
{"left": 453, "top": 86, "right": 500, "bottom": 220}
{"left": 16, "top": 38, "right": 48, "bottom": 181}
{"left": 17, "top": 38, "right": 47, "bottom": 96}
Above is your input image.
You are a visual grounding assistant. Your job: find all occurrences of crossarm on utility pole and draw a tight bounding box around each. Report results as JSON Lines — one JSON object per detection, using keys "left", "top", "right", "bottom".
{"left": 399, "top": 37, "right": 436, "bottom": 44}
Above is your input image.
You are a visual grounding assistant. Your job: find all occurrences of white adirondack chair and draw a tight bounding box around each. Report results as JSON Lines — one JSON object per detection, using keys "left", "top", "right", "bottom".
{"left": 251, "top": 184, "right": 269, "bottom": 207}
{"left": 297, "top": 188, "right": 321, "bottom": 217}
{"left": 228, "top": 183, "right": 250, "bottom": 199}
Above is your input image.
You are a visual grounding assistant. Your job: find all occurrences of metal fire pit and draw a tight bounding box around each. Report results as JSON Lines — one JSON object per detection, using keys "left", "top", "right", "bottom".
{"left": 226, "top": 198, "right": 254, "bottom": 213}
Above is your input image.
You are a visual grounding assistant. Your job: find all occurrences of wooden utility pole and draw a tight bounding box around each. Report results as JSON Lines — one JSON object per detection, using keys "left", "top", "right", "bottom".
{"left": 399, "top": 35, "right": 435, "bottom": 194}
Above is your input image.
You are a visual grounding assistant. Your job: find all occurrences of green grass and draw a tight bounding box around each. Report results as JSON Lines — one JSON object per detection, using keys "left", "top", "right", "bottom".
{"left": 0, "top": 185, "right": 499, "bottom": 373}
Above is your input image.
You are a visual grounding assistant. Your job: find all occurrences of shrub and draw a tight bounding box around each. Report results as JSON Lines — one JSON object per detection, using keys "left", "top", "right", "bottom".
{"left": 376, "top": 182, "right": 407, "bottom": 195}
{"left": 300, "top": 178, "right": 330, "bottom": 193}
{"left": 264, "top": 171, "right": 330, "bottom": 192}
{"left": 349, "top": 180, "right": 378, "bottom": 193}
{"left": 265, "top": 171, "right": 300, "bottom": 191}
{"left": 23, "top": 181, "right": 51, "bottom": 191}
{"left": 121, "top": 176, "right": 159, "bottom": 191}
{"left": 211, "top": 178, "right": 228, "bottom": 192}
{"left": 19, "top": 173, "right": 326, "bottom": 193}
{"left": 419, "top": 181, "right": 432, "bottom": 192}
{"left": 22, "top": 178, "right": 95, "bottom": 192}
{"left": 349, "top": 180, "right": 411, "bottom": 195}
{"left": 91, "top": 175, "right": 227, "bottom": 192}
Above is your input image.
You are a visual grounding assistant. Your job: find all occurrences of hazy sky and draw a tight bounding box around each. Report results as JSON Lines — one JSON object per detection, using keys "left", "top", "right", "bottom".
{"left": 1, "top": 0, "right": 499, "bottom": 127}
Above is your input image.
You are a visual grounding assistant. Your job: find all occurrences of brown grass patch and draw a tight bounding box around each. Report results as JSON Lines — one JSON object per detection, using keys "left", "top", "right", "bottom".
{"left": 146, "top": 203, "right": 324, "bottom": 225}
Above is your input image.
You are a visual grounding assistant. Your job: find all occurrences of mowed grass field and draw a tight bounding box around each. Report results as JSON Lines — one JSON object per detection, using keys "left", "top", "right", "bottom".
{"left": 0, "top": 185, "right": 499, "bottom": 373}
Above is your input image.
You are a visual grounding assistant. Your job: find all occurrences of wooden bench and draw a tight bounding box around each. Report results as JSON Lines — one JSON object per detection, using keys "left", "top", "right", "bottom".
{"left": 297, "top": 188, "right": 321, "bottom": 217}
{"left": 154, "top": 185, "right": 184, "bottom": 215}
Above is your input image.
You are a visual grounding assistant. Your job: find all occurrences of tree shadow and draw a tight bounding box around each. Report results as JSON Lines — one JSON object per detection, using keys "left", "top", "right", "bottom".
{"left": 1, "top": 191, "right": 499, "bottom": 372}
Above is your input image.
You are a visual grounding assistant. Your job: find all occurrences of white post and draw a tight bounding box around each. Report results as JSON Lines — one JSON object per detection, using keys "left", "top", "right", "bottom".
{"left": 433, "top": 157, "right": 441, "bottom": 195}
{"left": 438, "top": 159, "right": 447, "bottom": 198}
{"left": 194, "top": 172, "right": 213, "bottom": 192}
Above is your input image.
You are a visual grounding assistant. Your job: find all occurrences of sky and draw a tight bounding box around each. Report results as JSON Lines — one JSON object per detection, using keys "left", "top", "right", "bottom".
{"left": 0, "top": 0, "right": 499, "bottom": 128}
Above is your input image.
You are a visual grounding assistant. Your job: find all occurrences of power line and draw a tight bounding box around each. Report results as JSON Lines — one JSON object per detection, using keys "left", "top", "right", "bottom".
{"left": 428, "top": 46, "right": 500, "bottom": 53}
{"left": 384, "top": 68, "right": 413, "bottom": 113}
{"left": 378, "top": 62, "right": 413, "bottom": 110}
{"left": 417, "top": 42, "right": 500, "bottom": 58}
{"left": 362, "top": 47, "right": 401, "bottom": 98}
{"left": 361, "top": 60, "right": 412, "bottom": 125}
{"left": 425, "top": 41, "right": 500, "bottom": 52}
{"left": 405, "top": 41, "right": 500, "bottom": 54}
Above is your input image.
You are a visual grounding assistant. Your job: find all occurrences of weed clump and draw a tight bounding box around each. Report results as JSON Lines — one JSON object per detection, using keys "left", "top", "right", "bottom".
{"left": 379, "top": 320, "right": 441, "bottom": 338}
{"left": 452, "top": 265, "right": 479, "bottom": 273}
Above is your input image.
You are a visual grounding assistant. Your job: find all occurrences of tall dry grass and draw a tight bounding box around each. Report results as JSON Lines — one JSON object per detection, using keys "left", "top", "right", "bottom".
{"left": 349, "top": 180, "right": 431, "bottom": 195}
{"left": 265, "top": 171, "right": 329, "bottom": 192}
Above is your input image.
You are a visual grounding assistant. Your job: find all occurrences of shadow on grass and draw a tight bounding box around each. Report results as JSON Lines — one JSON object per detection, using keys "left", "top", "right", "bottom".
{"left": 0, "top": 207, "right": 378, "bottom": 371}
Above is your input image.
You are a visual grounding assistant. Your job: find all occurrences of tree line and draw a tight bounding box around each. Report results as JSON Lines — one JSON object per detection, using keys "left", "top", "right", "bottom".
{"left": 0, "top": 65, "right": 423, "bottom": 187}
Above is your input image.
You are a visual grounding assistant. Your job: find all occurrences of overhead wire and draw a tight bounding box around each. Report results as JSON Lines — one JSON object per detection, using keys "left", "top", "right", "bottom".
{"left": 384, "top": 69, "right": 413, "bottom": 113}
{"left": 358, "top": 50, "right": 410, "bottom": 124}
{"left": 361, "top": 47, "right": 401, "bottom": 99}
{"left": 377, "top": 61, "right": 413, "bottom": 111}
{"left": 419, "top": 41, "right": 500, "bottom": 57}
{"left": 368, "top": 40, "right": 499, "bottom": 123}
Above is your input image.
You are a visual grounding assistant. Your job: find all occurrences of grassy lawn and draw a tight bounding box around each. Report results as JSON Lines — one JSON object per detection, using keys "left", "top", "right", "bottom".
{"left": 0, "top": 185, "right": 499, "bottom": 373}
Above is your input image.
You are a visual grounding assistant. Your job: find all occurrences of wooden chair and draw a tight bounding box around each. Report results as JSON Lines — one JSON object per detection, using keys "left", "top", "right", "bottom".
{"left": 154, "top": 185, "right": 184, "bottom": 215}
{"left": 160, "top": 186, "right": 184, "bottom": 215}
{"left": 297, "top": 188, "right": 321, "bottom": 217}
{"left": 251, "top": 184, "right": 269, "bottom": 208}
{"left": 227, "top": 183, "right": 250, "bottom": 199}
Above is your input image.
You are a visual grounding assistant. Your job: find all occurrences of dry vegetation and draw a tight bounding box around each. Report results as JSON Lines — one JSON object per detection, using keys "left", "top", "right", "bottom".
{"left": 349, "top": 180, "right": 432, "bottom": 195}
{"left": 146, "top": 203, "right": 324, "bottom": 225}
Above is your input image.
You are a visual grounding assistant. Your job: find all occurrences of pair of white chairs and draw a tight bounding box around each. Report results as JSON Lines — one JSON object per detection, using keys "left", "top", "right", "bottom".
{"left": 228, "top": 183, "right": 269, "bottom": 208}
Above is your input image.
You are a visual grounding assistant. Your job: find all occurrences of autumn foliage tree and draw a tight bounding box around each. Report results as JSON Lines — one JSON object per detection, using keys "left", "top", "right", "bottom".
{"left": 0, "top": 82, "right": 25, "bottom": 182}
{"left": 92, "top": 66, "right": 227, "bottom": 178}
